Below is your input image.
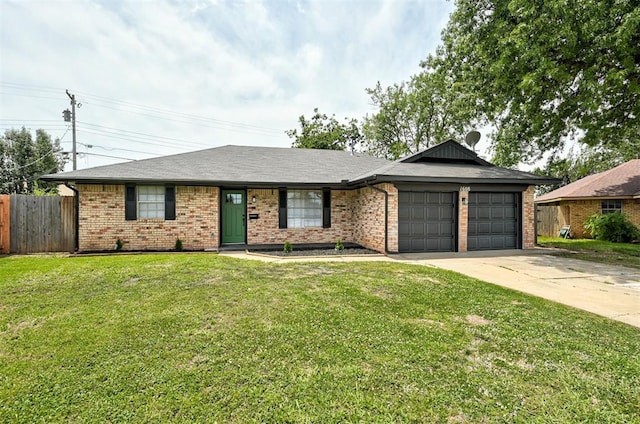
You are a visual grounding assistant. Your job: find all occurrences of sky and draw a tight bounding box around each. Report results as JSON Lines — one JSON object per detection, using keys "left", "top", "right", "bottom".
{"left": 0, "top": 0, "right": 470, "bottom": 172}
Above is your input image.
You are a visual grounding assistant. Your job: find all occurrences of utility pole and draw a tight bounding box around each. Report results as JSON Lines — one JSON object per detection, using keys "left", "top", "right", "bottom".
{"left": 65, "top": 89, "right": 77, "bottom": 170}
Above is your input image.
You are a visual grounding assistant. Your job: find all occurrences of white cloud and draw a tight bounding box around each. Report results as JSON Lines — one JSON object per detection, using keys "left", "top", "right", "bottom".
{"left": 0, "top": 0, "right": 455, "bottom": 170}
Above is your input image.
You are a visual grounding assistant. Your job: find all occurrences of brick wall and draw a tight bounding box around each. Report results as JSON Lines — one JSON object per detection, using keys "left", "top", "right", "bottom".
{"left": 351, "top": 183, "right": 398, "bottom": 253}
{"left": 560, "top": 198, "right": 640, "bottom": 238}
{"left": 78, "top": 184, "right": 219, "bottom": 251}
{"left": 246, "top": 188, "right": 354, "bottom": 245}
{"left": 246, "top": 186, "right": 396, "bottom": 253}
{"left": 522, "top": 186, "right": 536, "bottom": 248}
{"left": 458, "top": 190, "right": 469, "bottom": 252}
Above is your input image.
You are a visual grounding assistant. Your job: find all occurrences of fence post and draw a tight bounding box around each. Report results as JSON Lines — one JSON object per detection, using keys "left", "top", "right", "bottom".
{"left": 0, "top": 195, "right": 9, "bottom": 254}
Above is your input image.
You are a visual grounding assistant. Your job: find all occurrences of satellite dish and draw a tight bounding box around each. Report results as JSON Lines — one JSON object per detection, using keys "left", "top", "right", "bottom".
{"left": 465, "top": 131, "right": 481, "bottom": 152}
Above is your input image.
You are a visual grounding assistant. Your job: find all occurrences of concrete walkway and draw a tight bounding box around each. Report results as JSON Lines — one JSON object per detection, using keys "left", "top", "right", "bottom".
{"left": 220, "top": 249, "right": 640, "bottom": 328}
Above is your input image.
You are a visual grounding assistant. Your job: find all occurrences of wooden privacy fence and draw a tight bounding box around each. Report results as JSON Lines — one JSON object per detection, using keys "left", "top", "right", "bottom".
{"left": 536, "top": 204, "right": 561, "bottom": 238}
{"left": 0, "top": 194, "right": 75, "bottom": 254}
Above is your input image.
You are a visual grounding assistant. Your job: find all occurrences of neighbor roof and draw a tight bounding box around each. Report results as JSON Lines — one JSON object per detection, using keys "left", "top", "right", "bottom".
{"left": 536, "top": 159, "right": 640, "bottom": 203}
{"left": 41, "top": 143, "right": 558, "bottom": 187}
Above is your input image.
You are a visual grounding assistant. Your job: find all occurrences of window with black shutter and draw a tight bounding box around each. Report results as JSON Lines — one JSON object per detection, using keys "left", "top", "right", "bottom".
{"left": 278, "top": 189, "right": 331, "bottom": 229}
{"left": 124, "top": 184, "right": 176, "bottom": 220}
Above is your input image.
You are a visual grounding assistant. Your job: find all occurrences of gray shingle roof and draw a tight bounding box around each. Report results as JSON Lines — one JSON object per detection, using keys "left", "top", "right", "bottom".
{"left": 350, "top": 161, "right": 555, "bottom": 184}
{"left": 42, "top": 145, "right": 390, "bottom": 185}
{"left": 41, "top": 144, "right": 557, "bottom": 186}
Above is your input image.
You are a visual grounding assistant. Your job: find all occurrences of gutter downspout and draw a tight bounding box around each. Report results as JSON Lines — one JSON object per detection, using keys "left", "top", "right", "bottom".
{"left": 364, "top": 180, "right": 389, "bottom": 254}
{"left": 65, "top": 183, "right": 79, "bottom": 252}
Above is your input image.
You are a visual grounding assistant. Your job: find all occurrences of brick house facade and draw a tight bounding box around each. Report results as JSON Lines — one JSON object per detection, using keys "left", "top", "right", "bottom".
{"left": 77, "top": 181, "right": 536, "bottom": 254}
{"left": 536, "top": 160, "right": 640, "bottom": 238}
{"left": 44, "top": 142, "right": 554, "bottom": 254}
{"left": 537, "top": 199, "right": 640, "bottom": 238}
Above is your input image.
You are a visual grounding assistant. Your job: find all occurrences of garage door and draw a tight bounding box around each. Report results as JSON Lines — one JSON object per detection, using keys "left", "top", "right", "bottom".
{"left": 398, "top": 191, "right": 456, "bottom": 252}
{"left": 468, "top": 192, "right": 519, "bottom": 250}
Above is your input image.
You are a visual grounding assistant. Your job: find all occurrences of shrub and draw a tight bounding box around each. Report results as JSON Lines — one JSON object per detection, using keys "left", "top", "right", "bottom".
{"left": 115, "top": 238, "right": 124, "bottom": 251}
{"left": 584, "top": 212, "right": 640, "bottom": 243}
{"left": 335, "top": 239, "right": 345, "bottom": 251}
{"left": 174, "top": 238, "right": 183, "bottom": 252}
{"left": 283, "top": 241, "right": 293, "bottom": 254}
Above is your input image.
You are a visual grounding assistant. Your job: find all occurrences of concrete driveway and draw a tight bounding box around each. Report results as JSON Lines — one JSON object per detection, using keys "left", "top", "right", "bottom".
{"left": 395, "top": 250, "right": 640, "bottom": 329}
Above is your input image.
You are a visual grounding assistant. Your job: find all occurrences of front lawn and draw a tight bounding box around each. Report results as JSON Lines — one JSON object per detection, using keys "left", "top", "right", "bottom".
{"left": 1, "top": 254, "right": 638, "bottom": 422}
{"left": 538, "top": 236, "right": 640, "bottom": 269}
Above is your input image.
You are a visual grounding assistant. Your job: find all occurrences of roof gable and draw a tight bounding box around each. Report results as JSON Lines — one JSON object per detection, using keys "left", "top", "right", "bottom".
{"left": 400, "top": 139, "right": 492, "bottom": 166}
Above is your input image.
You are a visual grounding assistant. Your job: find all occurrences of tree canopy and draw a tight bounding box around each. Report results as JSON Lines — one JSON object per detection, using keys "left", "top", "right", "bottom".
{"left": 1, "top": 128, "right": 67, "bottom": 195}
{"left": 433, "top": 0, "right": 640, "bottom": 166}
{"left": 286, "top": 108, "right": 363, "bottom": 151}
{"left": 287, "top": 0, "right": 639, "bottom": 172}
{"left": 363, "top": 67, "right": 479, "bottom": 160}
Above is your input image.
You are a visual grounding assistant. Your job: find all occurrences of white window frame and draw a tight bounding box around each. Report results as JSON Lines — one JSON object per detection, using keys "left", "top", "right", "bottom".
{"left": 138, "top": 185, "right": 165, "bottom": 219}
{"left": 601, "top": 199, "right": 622, "bottom": 215}
{"left": 287, "top": 190, "right": 322, "bottom": 228}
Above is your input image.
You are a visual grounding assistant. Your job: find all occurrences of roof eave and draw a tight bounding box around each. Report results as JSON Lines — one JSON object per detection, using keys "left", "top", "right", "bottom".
{"left": 351, "top": 174, "right": 560, "bottom": 186}
{"left": 40, "top": 175, "right": 350, "bottom": 188}
{"left": 535, "top": 194, "right": 638, "bottom": 204}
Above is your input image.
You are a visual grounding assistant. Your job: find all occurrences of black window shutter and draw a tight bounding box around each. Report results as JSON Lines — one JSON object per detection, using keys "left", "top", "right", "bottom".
{"left": 278, "top": 189, "right": 287, "bottom": 229}
{"left": 322, "top": 189, "right": 331, "bottom": 228}
{"left": 165, "top": 185, "right": 176, "bottom": 220}
{"left": 125, "top": 184, "right": 137, "bottom": 220}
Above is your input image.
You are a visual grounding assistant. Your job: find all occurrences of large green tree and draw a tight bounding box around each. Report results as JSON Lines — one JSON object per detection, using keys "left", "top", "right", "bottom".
{"left": 363, "top": 66, "right": 479, "bottom": 160}
{"left": 433, "top": 0, "right": 640, "bottom": 166}
{"left": 1, "top": 128, "right": 67, "bottom": 194}
{"left": 286, "top": 108, "right": 363, "bottom": 151}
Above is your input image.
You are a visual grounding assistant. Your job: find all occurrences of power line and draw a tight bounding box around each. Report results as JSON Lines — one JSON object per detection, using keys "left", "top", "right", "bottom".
{"left": 75, "top": 152, "right": 135, "bottom": 161}
{"left": 76, "top": 92, "right": 284, "bottom": 133}
{"left": 77, "top": 121, "right": 212, "bottom": 148}
{"left": 0, "top": 91, "right": 62, "bottom": 102}
{"left": 1, "top": 81, "right": 287, "bottom": 137}
{"left": 77, "top": 142, "right": 160, "bottom": 156}
{"left": 0, "top": 81, "right": 62, "bottom": 94}
{"left": 77, "top": 128, "right": 204, "bottom": 151}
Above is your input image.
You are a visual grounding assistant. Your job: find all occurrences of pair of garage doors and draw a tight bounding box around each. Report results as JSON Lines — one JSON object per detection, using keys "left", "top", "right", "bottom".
{"left": 398, "top": 191, "right": 520, "bottom": 253}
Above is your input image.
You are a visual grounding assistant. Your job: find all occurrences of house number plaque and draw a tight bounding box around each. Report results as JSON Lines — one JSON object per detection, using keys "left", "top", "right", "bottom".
{"left": 459, "top": 186, "right": 471, "bottom": 192}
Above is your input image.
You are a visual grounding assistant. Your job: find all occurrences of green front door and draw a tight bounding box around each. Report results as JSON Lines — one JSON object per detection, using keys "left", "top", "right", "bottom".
{"left": 221, "top": 190, "right": 246, "bottom": 244}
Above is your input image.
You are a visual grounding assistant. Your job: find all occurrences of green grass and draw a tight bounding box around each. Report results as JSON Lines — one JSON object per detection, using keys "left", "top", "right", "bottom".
{"left": 1, "top": 254, "right": 639, "bottom": 422}
{"left": 538, "top": 237, "right": 640, "bottom": 269}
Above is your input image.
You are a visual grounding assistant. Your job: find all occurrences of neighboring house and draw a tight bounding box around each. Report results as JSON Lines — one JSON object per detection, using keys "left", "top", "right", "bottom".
{"left": 535, "top": 159, "right": 640, "bottom": 238}
{"left": 41, "top": 140, "right": 555, "bottom": 254}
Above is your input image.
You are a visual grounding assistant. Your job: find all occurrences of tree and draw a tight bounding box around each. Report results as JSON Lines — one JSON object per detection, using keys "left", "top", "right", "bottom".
{"left": 363, "top": 65, "right": 479, "bottom": 160}
{"left": 286, "top": 108, "right": 363, "bottom": 151}
{"left": 433, "top": 0, "right": 640, "bottom": 166}
{"left": 1, "top": 128, "right": 67, "bottom": 194}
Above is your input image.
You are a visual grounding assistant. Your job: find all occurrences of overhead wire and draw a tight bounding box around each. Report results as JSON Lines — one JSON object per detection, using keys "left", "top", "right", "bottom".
{"left": 1, "top": 81, "right": 290, "bottom": 164}
{"left": 1, "top": 82, "right": 286, "bottom": 137}
{"left": 74, "top": 90, "right": 284, "bottom": 133}
{"left": 77, "top": 141, "right": 160, "bottom": 156}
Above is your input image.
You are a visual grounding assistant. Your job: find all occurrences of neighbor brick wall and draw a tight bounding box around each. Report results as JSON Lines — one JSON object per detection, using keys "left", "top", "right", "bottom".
{"left": 78, "top": 184, "right": 219, "bottom": 251}
{"left": 561, "top": 198, "right": 640, "bottom": 238}
{"left": 246, "top": 188, "right": 354, "bottom": 245}
{"left": 522, "top": 186, "right": 536, "bottom": 248}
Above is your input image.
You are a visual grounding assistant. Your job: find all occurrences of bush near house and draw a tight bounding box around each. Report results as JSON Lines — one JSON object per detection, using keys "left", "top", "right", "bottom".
{"left": 584, "top": 212, "right": 640, "bottom": 243}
